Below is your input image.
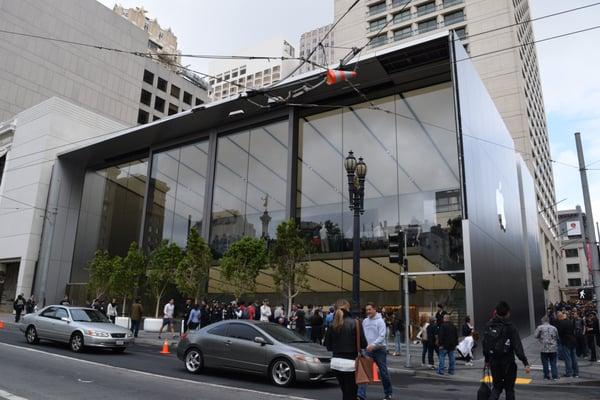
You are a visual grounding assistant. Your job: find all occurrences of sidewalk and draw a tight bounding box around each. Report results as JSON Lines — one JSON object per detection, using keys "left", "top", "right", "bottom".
{"left": 385, "top": 335, "right": 600, "bottom": 386}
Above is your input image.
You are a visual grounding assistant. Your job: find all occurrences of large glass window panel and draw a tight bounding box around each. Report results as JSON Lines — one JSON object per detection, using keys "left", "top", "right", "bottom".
{"left": 210, "top": 121, "right": 288, "bottom": 257}
{"left": 71, "top": 159, "right": 148, "bottom": 283}
{"left": 145, "top": 141, "right": 209, "bottom": 250}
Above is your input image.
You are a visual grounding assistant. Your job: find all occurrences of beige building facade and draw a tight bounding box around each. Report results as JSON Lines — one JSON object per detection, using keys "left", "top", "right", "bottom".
{"left": 333, "top": 0, "right": 561, "bottom": 302}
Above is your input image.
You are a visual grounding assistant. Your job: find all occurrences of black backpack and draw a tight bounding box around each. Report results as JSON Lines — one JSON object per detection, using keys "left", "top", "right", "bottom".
{"left": 483, "top": 320, "right": 510, "bottom": 359}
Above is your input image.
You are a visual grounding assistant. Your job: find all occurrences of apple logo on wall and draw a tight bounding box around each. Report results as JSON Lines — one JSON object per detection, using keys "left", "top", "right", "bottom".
{"left": 496, "top": 182, "right": 507, "bottom": 232}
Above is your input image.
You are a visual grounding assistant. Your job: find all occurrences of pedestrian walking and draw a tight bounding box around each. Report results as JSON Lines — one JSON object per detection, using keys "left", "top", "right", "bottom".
{"left": 462, "top": 315, "right": 474, "bottom": 337}
{"left": 425, "top": 316, "right": 437, "bottom": 369}
{"left": 391, "top": 310, "right": 404, "bottom": 356}
{"left": 457, "top": 331, "right": 479, "bottom": 366}
{"left": 357, "top": 302, "right": 393, "bottom": 400}
{"left": 437, "top": 314, "right": 458, "bottom": 375}
{"left": 25, "top": 295, "right": 36, "bottom": 314}
{"left": 534, "top": 316, "right": 559, "bottom": 380}
{"left": 574, "top": 312, "right": 587, "bottom": 358}
{"left": 107, "top": 298, "right": 118, "bottom": 323}
{"left": 130, "top": 298, "right": 143, "bottom": 338}
{"left": 13, "top": 294, "right": 26, "bottom": 323}
{"left": 310, "top": 309, "right": 324, "bottom": 344}
{"left": 483, "top": 301, "right": 531, "bottom": 400}
{"left": 260, "top": 300, "right": 272, "bottom": 322}
{"left": 556, "top": 311, "right": 579, "bottom": 377}
{"left": 182, "top": 299, "right": 192, "bottom": 332}
{"left": 416, "top": 317, "right": 430, "bottom": 366}
{"left": 158, "top": 299, "right": 176, "bottom": 339}
{"left": 585, "top": 312, "right": 598, "bottom": 362}
{"left": 323, "top": 299, "right": 367, "bottom": 400}
{"left": 187, "top": 304, "right": 201, "bottom": 331}
{"left": 324, "top": 306, "right": 334, "bottom": 334}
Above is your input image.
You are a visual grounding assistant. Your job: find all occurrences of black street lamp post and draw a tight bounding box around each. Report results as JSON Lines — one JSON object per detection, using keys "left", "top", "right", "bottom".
{"left": 344, "top": 151, "right": 367, "bottom": 315}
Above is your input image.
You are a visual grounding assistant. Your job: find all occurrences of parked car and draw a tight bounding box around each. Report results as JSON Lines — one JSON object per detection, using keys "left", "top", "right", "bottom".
{"left": 19, "top": 305, "right": 134, "bottom": 353}
{"left": 177, "top": 320, "right": 332, "bottom": 387}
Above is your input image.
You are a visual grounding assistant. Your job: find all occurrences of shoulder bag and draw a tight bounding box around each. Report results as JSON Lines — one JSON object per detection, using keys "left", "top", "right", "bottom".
{"left": 355, "top": 319, "right": 374, "bottom": 385}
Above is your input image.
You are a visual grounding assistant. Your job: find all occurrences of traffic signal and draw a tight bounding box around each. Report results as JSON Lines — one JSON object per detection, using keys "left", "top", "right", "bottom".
{"left": 578, "top": 287, "right": 593, "bottom": 301}
{"left": 408, "top": 279, "right": 417, "bottom": 294}
{"left": 388, "top": 231, "right": 405, "bottom": 264}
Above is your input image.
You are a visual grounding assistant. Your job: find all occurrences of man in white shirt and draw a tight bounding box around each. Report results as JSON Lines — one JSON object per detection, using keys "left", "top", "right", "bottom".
{"left": 260, "top": 300, "right": 272, "bottom": 322}
{"left": 158, "top": 299, "right": 176, "bottom": 339}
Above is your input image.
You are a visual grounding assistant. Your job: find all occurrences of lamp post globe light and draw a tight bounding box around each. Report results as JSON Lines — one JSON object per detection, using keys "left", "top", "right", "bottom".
{"left": 344, "top": 151, "right": 367, "bottom": 315}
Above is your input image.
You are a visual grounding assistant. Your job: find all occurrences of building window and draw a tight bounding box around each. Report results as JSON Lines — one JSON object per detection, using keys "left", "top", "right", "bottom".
{"left": 564, "top": 248, "right": 578, "bottom": 258}
{"left": 370, "top": 18, "right": 387, "bottom": 32}
{"left": 392, "top": 0, "right": 410, "bottom": 8}
{"left": 417, "top": 2, "right": 436, "bottom": 17}
{"left": 224, "top": 74, "right": 230, "bottom": 81}
{"left": 568, "top": 278, "right": 582, "bottom": 287}
{"left": 370, "top": 34, "right": 388, "bottom": 48}
{"left": 232, "top": 71, "right": 238, "bottom": 78}
{"left": 418, "top": 19, "right": 438, "bottom": 34}
{"left": 170, "top": 85, "right": 181, "bottom": 99}
{"left": 157, "top": 77, "right": 168, "bottom": 91}
{"left": 369, "top": 2, "right": 387, "bottom": 16}
{"left": 443, "top": 0, "right": 464, "bottom": 7}
{"left": 137, "top": 109, "right": 149, "bottom": 124}
{"left": 444, "top": 10, "right": 465, "bottom": 26}
{"left": 183, "top": 91, "right": 192, "bottom": 105}
{"left": 140, "top": 89, "right": 152, "bottom": 106}
{"left": 195, "top": 98, "right": 204, "bottom": 106}
{"left": 153, "top": 115, "right": 161, "bottom": 121}
{"left": 394, "top": 26, "right": 413, "bottom": 41}
{"left": 393, "top": 10, "right": 412, "bottom": 25}
{"left": 143, "top": 69, "right": 154, "bottom": 85}
{"left": 454, "top": 28, "right": 466, "bottom": 40}
{"left": 154, "top": 96, "right": 166, "bottom": 113}
{"left": 240, "top": 67, "right": 246, "bottom": 75}
{"left": 0, "top": 154, "right": 6, "bottom": 188}
{"left": 168, "top": 103, "right": 178, "bottom": 115}
{"left": 566, "top": 263, "right": 580, "bottom": 273}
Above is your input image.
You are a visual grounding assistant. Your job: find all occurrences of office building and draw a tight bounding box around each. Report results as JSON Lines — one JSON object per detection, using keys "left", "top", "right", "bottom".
{"left": 333, "top": 0, "right": 560, "bottom": 302}
{"left": 297, "top": 24, "right": 336, "bottom": 75}
{"left": 1, "top": 34, "right": 544, "bottom": 334}
{"left": 558, "top": 207, "right": 593, "bottom": 299}
{"left": 207, "top": 38, "right": 298, "bottom": 102}
{"left": 0, "top": 0, "right": 208, "bottom": 127}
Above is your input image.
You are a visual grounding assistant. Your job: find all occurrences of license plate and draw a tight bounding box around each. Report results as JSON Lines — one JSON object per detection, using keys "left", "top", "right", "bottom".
{"left": 115, "top": 340, "right": 124, "bottom": 345}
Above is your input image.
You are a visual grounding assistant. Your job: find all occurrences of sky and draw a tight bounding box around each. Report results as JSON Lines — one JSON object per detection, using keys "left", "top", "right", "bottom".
{"left": 98, "top": 0, "right": 600, "bottom": 227}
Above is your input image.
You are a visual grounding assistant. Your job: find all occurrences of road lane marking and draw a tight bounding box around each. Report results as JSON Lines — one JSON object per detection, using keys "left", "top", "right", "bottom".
{"left": 0, "top": 389, "right": 28, "bottom": 400}
{"left": 0, "top": 342, "right": 314, "bottom": 400}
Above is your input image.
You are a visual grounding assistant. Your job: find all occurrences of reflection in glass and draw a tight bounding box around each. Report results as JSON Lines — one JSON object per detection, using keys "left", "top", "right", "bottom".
{"left": 210, "top": 120, "right": 288, "bottom": 257}
{"left": 145, "top": 141, "right": 209, "bottom": 250}
{"left": 71, "top": 159, "right": 148, "bottom": 282}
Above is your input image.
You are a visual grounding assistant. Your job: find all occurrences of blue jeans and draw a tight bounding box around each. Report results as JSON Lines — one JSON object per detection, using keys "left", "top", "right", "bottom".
{"left": 562, "top": 346, "right": 579, "bottom": 377}
{"left": 437, "top": 348, "right": 455, "bottom": 375}
{"left": 394, "top": 330, "right": 402, "bottom": 353}
{"left": 357, "top": 348, "right": 392, "bottom": 398}
{"left": 131, "top": 319, "right": 140, "bottom": 337}
{"left": 540, "top": 352, "right": 558, "bottom": 379}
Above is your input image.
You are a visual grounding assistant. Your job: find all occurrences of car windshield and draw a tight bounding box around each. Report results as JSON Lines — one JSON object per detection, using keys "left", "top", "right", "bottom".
{"left": 71, "top": 309, "right": 110, "bottom": 323}
{"left": 258, "top": 323, "right": 310, "bottom": 343}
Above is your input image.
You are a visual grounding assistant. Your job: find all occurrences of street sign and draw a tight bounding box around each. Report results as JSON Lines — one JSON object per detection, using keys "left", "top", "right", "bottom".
{"left": 579, "top": 287, "right": 593, "bottom": 300}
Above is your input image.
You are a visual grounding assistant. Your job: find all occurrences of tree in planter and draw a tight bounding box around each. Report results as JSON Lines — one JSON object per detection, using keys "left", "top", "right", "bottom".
{"left": 87, "top": 250, "right": 119, "bottom": 301}
{"left": 270, "top": 220, "right": 311, "bottom": 315}
{"left": 111, "top": 242, "right": 146, "bottom": 317}
{"left": 176, "top": 228, "right": 212, "bottom": 304}
{"left": 147, "top": 240, "right": 183, "bottom": 318}
{"left": 219, "top": 236, "right": 267, "bottom": 302}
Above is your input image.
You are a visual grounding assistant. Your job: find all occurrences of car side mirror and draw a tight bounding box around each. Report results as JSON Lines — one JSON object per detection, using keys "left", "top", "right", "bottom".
{"left": 254, "top": 336, "right": 267, "bottom": 346}
{"left": 61, "top": 317, "right": 70, "bottom": 323}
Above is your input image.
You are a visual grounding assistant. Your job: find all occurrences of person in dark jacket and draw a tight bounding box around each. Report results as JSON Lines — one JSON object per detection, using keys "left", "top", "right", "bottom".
{"left": 425, "top": 316, "right": 438, "bottom": 369}
{"left": 484, "top": 301, "right": 530, "bottom": 400}
{"left": 295, "top": 306, "right": 307, "bottom": 336}
{"left": 200, "top": 300, "right": 210, "bottom": 328}
{"left": 437, "top": 314, "right": 458, "bottom": 375}
{"left": 391, "top": 311, "right": 404, "bottom": 356}
{"left": 556, "top": 311, "right": 579, "bottom": 377}
{"left": 462, "top": 315, "right": 473, "bottom": 337}
{"left": 324, "top": 299, "right": 367, "bottom": 400}
{"left": 13, "top": 294, "right": 26, "bottom": 323}
{"left": 182, "top": 299, "right": 192, "bottom": 332}
{"left": 585, "top": 312, "right": 598, "bottom": 361}
{"left": 310, "top": 310, "right": 324, "bottom": 344}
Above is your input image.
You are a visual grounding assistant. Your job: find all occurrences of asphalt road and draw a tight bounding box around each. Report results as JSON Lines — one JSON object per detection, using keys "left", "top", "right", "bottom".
{"left": 0, "top": 325, "right": 597, "bottom": 400}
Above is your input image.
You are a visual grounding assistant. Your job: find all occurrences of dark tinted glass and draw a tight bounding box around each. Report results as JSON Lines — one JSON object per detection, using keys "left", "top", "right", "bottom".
{"left": 55, "top": 308, "right": 68, "bottom": 319}
{"left": 71, "top": 309, "right": 110, "bottom": 323}
{"left": 208, "top": 324, "right": 229, "bottom": 337}
{"left": 227, "top": 323, "right": 259, "bottom": 341}
{"left": 41, "top": 307, "right": 57, "bottom": 318}
{"left": 259, "top": 323, "right": 308, "bottom": 343}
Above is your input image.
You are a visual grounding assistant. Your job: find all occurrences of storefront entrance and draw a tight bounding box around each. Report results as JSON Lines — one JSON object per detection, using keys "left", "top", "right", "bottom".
{"left": 0, "top": 260, "right": 20, "bottom": 312}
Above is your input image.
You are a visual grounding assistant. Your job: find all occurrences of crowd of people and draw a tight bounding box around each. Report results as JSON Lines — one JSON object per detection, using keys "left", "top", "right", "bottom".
{"left": 12, "top": 293, "right": 37, "bottom": 323}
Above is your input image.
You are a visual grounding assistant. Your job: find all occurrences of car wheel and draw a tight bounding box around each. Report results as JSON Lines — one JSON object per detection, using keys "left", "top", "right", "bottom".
{"left": 270, "top": 358, "right": 295, "bottom": 387}
{"left": 70, "top": 332, "right": 84, "bottom": 353}
{"left": 25, "top": 325, "right": 39, "bottom": 344}
{"left": 112, "top": 347, "right": 126, "bottom": 354}
{"left": 185, "top": 348, "right": 203, "bottom": 374}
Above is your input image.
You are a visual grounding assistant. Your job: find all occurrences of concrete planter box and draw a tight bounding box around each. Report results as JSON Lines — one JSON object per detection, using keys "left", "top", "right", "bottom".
{"left": 143, "top": 318, "right": 163, "bottom": 332}
{"left": 115, "top": 316, "right": 130, "bottom": 329}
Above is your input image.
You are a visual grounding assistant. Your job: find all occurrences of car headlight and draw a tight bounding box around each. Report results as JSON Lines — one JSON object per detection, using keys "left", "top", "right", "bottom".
{"left": 86, "top": 330, "right": 110, "bottom": 337}
{"left": 126, "top": 332, "right": 134, "bottom": 338}
{"left": 293, "top": 354, "right": 321, "bottom": 363}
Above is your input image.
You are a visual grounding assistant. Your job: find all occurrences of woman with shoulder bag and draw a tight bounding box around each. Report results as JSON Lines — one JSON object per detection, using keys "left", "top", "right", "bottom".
{"left": 324, "top": 299, "right": 367, "bottom": 400}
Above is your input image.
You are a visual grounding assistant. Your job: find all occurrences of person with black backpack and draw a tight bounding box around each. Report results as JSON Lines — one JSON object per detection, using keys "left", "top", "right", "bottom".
{"left": 483, "top": 301, "right": 530, "bottom": 400}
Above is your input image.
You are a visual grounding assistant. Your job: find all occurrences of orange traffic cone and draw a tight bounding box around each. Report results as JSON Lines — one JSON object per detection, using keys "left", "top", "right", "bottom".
{"left": 0, "top": 320, "right": 5, "bottom": 329}
{"left": 325, "top": 69, "right": 357, "bottom": 85}
{"left": 160, "top": 339, "right": 170, "bottom": 355}
{"left": 372, "top": 363, "right": 381, "bottom": 382}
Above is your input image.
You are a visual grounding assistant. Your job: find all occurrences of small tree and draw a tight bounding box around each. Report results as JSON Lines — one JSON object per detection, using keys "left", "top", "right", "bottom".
{"left": 111, "top": 242, "right": 146, "bottom": 316}
{"left": 87, "top": 250, "right": 117, "bottom": 301}
{"left": 270, "top": 220, "right": 310, "bottom": 315}
{"left": 147, "top": 240, "right": 183, "bottom": 317}
{"left": 219, "top": 236, "right": 267, "bottom": 301}
{"left": 176, "top": 228, "right": 212, "bottom": 304}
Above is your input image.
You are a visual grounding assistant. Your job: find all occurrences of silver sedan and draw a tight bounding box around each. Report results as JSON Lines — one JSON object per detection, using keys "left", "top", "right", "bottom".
{"left": 177, "top": 320, "right": 333, "bottom": 387}
{"left": 19, "top": 305, "right": 134, "bottom": 353}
